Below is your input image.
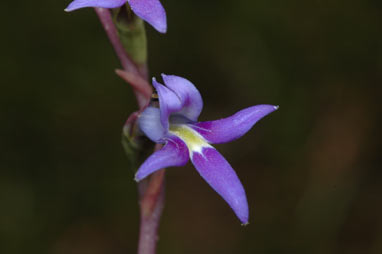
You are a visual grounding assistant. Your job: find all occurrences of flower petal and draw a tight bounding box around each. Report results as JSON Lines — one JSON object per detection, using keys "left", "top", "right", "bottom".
{"left": 191, "top": 147, "right": 249, "bottom": 224}
{"left": 162, "top": 74, "right": 203, "bottom": 122}
{"left": 135, "top": 136, "right": 189, "bottom": 181}
{"left": 127, "top": 0, "right": 167, "bottom": 33}
{"left": 138, "top": 106, "right": 166, "bottom": 142}
{"left": 191, "top": 105, "right": 278, "bottom": 144}
{"left": 153, "top": 78, "right": 182, "bottom": 131}
{"left": 65, "top": 0, "right": 127, "bottom": 11}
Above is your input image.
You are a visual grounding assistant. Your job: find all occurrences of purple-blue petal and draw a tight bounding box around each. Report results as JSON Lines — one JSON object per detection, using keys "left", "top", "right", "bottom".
{"left": 191, "top": 105, "right": 278, "bottom": 144}
{"left": 153, "top": 78, "right": 182, "bottom": 131}
{"left": 191, "top": 147, "right": 249, "bottom": 224}
{"left": 135, "top": 136, "right": 189, "bottom": 181}
{"left": 162, "top": 74, "right": 203, "bottom": 122}
{"left": 65, "top": 0, "right": 127, "bottom": 11}
{"left": 127, "top": 0, "right": 167, "bottom": 33}
{"left": 138, "top": 106, "right": 166, "bottom": 142}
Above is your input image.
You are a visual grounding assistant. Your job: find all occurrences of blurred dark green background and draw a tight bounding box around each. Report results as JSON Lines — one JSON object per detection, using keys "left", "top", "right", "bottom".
{"left": 1, "top": 0, "right": 380, "bottom": 253}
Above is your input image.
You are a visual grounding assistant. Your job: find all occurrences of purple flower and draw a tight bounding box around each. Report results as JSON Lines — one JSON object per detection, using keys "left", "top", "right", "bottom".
{"left": 136, "top": 74, "right": 278, "bottom": 224}
{"left": 65, "top": 0, "right": 167, "bottom": 33}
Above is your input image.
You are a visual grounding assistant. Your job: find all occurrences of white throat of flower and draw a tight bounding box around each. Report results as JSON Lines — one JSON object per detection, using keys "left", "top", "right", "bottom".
{"left": 169, "top": 124, "right": 211, "bottom": 156}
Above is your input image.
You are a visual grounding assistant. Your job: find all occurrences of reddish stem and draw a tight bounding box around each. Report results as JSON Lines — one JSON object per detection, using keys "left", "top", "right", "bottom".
{"left": 94, "top": 8, "right": 165, "bottom": 254}
{"left": 138, "top": 169, "right": 165, "bottom": 254}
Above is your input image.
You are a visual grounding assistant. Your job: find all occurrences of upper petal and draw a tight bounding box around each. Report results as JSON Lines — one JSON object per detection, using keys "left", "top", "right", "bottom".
{"left": 191, "top": 105, "right": 278, "bottom": 144}
{"left": 162, "top": 74, "right": 203, "bottom": 122}
{"left": 153, "top": 78, "right": 182, "bottom": 131}
{"left": 191, "top": 147, "right": 249, "bottom": 224}
{"left": 138, "top": 106, "right": 166, "bottom": 142}
{"left": 127, "top": 0, "right": 167, "bottom": 33}
{"left": 65, "top": 0, "right": 127, "bottom": 11}
{"left": 135, "top": 136, "right": 189, "bottom": 181}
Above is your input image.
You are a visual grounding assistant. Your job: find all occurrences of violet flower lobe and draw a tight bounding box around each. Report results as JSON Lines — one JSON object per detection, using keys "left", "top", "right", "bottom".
{"left": 136, "top": 74, "right": 278, "bottom": 224}
{"left": 65, "top": 0, "right": 167, "bottom": 33}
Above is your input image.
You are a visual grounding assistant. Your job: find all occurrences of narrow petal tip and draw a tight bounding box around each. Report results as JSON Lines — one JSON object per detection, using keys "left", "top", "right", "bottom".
{"left": 274, "top": 105, "right": 280, "bottom": 110}
{"left": 238, "top": 212, "right": 249, "bottom": 225}
{"left": 156, "top": 25, "right": 167, "bottom": 34}
{"left": 64, "top": 5, "right": 76, "bottom": 12}
{"left": 193, "top": 104, "right": 278, "bottom": 144}
{"left": 241, "top": 221, "right": 250, "bottom": 226}
{"left": 191, "top": 147, "right": 249, "bottom": 224}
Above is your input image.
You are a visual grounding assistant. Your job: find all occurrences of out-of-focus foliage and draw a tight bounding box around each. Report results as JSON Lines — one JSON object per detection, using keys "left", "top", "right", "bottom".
{"left": 0, "top": 0, "right": 380, "bottom": 254}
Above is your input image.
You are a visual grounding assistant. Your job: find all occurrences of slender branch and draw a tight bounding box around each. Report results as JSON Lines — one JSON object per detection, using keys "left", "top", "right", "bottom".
{"left": 115, "top": 69, "right": 152, "bottom": 108}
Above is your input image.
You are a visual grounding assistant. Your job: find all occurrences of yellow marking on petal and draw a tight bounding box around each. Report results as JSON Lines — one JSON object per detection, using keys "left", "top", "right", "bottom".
{"left": 169, "top": 125, "right": 210, "bottom": 154}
